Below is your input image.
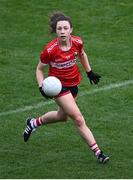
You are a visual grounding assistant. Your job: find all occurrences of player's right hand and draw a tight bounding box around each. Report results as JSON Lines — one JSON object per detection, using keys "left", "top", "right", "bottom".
{"left": 39, "top": 87, "right": 52, "bottom": 99}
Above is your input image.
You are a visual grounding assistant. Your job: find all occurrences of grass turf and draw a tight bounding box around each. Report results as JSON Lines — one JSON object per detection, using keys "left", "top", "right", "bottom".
{"left": 0, "top": 0, "right": 133, "bottom": 178}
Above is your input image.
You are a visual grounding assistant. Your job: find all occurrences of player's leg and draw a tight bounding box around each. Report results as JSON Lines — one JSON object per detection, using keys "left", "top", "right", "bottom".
{"left": 23, "top": 106, "right": 68, "bottom": 142}
{"left": 55, "top": 93, "right": 96, "bottom": 146}
{"left": 55, "top": 93, "right": 109, "bottom": 163}
{"left": 44, "top": 107, "right": 68, "bottom": 124}
{"left": 23, "top": 87, "right": 75, "bottom": 142}
{"left": 33, "top": 106, "right": 68, "bottom": 126}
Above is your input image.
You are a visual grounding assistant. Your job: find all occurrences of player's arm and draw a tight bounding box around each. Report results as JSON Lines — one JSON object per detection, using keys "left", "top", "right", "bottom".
{"left": 79, "top": 50, "right": 101, "bottom": 85}
{"left": 79, "top": 50, "right": 92, "bottom": 72}
{"left": 36, "top": 61, "right": 46, "bottom": 87}
{"left": 36, "top": 61, "right": 50, "bottom": 98}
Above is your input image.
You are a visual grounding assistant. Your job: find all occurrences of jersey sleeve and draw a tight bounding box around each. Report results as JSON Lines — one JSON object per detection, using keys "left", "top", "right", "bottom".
{"left": 40, "top": 47, "right": 51, "bottom": 64}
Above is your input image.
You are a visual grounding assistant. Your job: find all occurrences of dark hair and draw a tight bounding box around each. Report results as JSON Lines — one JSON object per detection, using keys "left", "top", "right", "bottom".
{"left": 49, "top": 11, "right": 73, "bottom": 33}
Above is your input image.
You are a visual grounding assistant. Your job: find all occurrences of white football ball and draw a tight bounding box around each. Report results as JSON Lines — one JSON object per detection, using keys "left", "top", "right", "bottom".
{"left": 42, "top": 76, "right": 62, "bottom": 97}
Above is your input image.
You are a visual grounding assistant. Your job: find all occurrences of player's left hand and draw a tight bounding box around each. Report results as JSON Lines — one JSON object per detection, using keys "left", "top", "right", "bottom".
{"left": 86, "top": 70, "right": 101, "bottom": 85}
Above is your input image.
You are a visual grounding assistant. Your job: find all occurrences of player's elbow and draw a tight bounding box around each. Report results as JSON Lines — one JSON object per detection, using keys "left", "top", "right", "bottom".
{"left": 36, "top": 61, "right": 45, "bottom": 71}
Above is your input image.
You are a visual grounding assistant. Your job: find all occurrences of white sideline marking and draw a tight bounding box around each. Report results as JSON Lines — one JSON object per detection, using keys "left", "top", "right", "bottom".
{"left": 0, "top": 79, "right": 133, "bottom": 117}
{"left": 80, "top": 79, "right": 133, "bottom": 97}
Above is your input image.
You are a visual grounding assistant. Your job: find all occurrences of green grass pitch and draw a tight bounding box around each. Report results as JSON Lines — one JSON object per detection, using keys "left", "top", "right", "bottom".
{"left": 0, "top": 0, "right": 133, "bottom": 178}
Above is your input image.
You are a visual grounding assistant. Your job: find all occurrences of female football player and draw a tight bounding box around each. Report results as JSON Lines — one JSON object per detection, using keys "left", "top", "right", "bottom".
{"left": 23, "top": 12, "right": 109, "bottom": 163}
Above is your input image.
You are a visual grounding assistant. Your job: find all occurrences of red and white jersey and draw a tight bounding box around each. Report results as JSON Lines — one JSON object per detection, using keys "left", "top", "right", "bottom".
{"left": 40, "top": 35, "right": 84, "bottom": 86}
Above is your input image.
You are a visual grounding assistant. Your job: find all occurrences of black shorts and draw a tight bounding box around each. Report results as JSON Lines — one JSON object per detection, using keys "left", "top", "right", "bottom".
{"left": 57, "top": 85, "right": 78, "bottom": 98}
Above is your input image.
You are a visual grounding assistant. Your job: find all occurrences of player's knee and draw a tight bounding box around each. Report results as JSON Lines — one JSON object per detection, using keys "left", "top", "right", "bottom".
{"left": 73, "top": 114, "right": 85, "bottom": 127}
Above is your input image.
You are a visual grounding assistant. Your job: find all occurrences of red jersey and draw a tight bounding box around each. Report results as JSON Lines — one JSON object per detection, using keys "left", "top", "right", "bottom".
{"left": 40, "top": 35, "right": 83, "bottom": 87}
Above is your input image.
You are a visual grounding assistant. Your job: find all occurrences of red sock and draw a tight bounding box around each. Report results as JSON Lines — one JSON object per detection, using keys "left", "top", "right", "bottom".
{"left": 32, "top": 117, "right": 43, "bottom": 128}
{"left": 90, "top": 143, "right": 101, "bottom": 156}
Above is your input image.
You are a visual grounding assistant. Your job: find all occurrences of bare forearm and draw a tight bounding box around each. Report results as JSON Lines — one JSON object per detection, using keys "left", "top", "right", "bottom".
{"left": 80, "top": 51, "right": 91, "bottom": 72}
{"left": 36, "top": 62, "right": 45, "bottom": 87}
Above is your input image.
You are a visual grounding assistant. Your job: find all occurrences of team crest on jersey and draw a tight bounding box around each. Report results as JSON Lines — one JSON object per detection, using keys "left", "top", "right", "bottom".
{"left": 74, "top": 52, "right": 78, "bottom": 58}
{"left": 66, "top": 55, "right": 70, "bottom": 60}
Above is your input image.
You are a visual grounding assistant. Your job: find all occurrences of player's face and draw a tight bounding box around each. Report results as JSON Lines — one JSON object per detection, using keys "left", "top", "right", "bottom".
{"left": 56, "top": 21, "right": 72, "bottom": 42}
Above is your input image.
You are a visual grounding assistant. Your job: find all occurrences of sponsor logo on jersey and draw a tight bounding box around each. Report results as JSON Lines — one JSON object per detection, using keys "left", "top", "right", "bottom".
{"left": 50, "top": 59, "right": 77, "bottom": 69}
